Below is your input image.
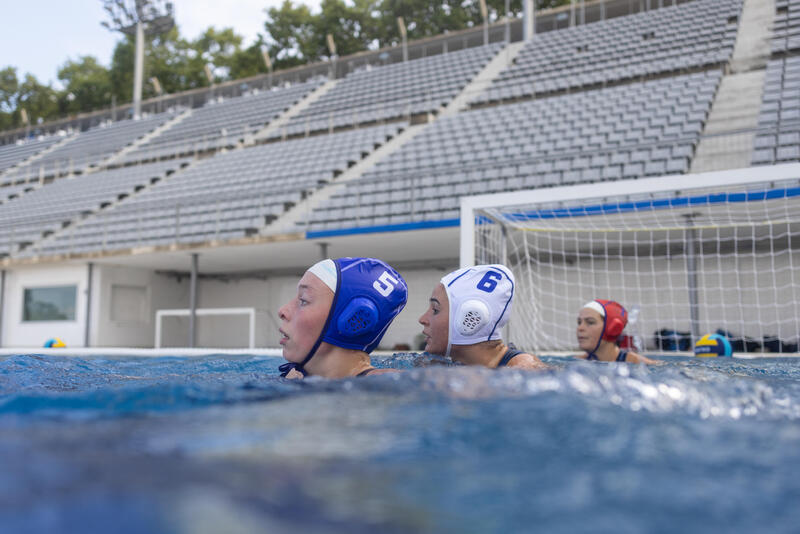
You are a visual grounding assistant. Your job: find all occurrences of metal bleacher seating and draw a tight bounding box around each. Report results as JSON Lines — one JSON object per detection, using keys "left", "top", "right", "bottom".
{"left": 473, "top": 0, "right": 740, "bottom": 105}
{"left": 308, "top": 71, "right": 721, "bottom": 232}
{"left": 752, "top": 56, "right": 800, "bottom": 165}
{"left": 124, "top": 78, "right": 324, "bottom": 163}
{"left": 0, "top": 135, "right": 66, "bottom": 177}
{"left": 770, "top": 0, "right": 800, "bottom": 55}
{"left": 1, "top": 159, "right": 187, "bottom": 258}
{"left": 278, "top": 43, "right": 503, "bottom": 137}
{"left": 30, "top": 124, "right": 404, "bottom": 255}
{"left": 3, "top": 113, "right": 174, "bottom": 181}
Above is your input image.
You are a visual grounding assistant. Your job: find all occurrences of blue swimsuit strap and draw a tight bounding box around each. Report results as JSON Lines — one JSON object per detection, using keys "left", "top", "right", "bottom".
{"left": 356, "top": 368, "right": 375, "bottom": 377}
{"left": 497, "top": 348, "right": 525, "bottom": 368}
{"left": 587, "top": 349, "right": 627, "bottom": 362}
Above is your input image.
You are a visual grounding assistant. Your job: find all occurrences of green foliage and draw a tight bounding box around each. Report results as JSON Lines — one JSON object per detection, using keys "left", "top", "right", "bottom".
{"left": 1, "top": 0, "right": 572, "bottom": 131}
{"left": 264, "top": 1, "right": 318, "bottom": 68}
{"left": 57, "top": 56, "right": 113, "bottom": 114}
{"left": 0, "top": 68, "right": 59, "bottom": 130}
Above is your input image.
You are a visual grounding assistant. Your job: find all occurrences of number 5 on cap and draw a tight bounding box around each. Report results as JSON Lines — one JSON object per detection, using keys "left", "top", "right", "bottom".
{"left": 373, "top": 271, "right": 399, "bottom": 297}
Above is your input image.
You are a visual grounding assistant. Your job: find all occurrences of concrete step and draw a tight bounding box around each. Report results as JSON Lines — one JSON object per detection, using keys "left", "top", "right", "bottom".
{"left": 702, "top": 70, "right": 765, "bottom": 134}
{"left": 253, "top": 80, "right": 338, "bottom": 142}
{"left": 730, "top": 0, "right": 775, "bottom": 73}
{"left": 690, "top": 132, "right": 755, "bottom": 173}
{"left": 441, "top": 41, "right": 526, "bottom": 116}
{"left": 102, "top": 109, "right": 194, "bottom": 167}
{"left": 266, "top": 124, "right": 429, "bottom": 235}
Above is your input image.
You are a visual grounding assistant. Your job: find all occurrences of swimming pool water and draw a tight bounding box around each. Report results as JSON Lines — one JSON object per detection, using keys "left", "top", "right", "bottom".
{"left": 1, "top": 354, "right": 799, "bottom": 533}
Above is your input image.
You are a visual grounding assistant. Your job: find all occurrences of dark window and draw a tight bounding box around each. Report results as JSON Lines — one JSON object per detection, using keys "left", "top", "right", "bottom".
{"left": 23, "top": 286, "right": 77, "bottom": 321}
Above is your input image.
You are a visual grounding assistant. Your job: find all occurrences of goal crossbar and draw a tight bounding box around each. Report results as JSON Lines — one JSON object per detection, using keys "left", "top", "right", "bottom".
{"left": 460, "top": 163, "right": 800, "bottom": 267}
{"left": 155, "top": 307, "right": 258, "bottom": 349}
{"left": 459, "top": 163, "right": 800, "bottom": 354}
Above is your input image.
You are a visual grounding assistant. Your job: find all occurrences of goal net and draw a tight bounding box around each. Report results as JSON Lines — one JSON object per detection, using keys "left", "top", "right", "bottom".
{"left": 460, "top": 165, "right": 800, "bottom": 354}
{"left": 155, "top": 307, "right": 274, "bottom": 349}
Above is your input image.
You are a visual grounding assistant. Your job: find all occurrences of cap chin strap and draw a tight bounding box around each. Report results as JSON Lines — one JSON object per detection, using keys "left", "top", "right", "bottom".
{"left": 279, "top": 262, "right": 341, "bottom": 378}
{"left": 587, "top": 311, "right": 607, "bottom": 361}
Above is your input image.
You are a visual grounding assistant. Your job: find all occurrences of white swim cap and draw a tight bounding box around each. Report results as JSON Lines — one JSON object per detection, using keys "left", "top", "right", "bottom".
{"left": 440, "top": 264, "right": 515, "bottom": 357}
{"left": 307, "top": 259, "right": 338, "bottom": 293}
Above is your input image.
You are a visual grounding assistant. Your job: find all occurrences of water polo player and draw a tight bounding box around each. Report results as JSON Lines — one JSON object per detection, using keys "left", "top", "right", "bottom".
{"left": 577, "top": 299, "right": 657, "bottom": 364}
{"left": 418, "top": 264, "right": 547, "bottom": 370}
{"left": 278, "top": 257, "right": 408, "bottom": 378}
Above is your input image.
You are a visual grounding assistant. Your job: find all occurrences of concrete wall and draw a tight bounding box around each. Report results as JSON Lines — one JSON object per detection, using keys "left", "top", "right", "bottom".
{"left": 1, "top": 263, "right": 90, "bottom": 348}
{"left": 94, "top": 264, "right": 188, "bottom": 348}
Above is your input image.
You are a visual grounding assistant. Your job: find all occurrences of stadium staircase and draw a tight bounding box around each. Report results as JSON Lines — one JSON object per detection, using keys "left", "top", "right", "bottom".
{"left": 691, "top": 0, "right": 775, "bottom": 172}
{"left": 268, "top": 123, "right": 429, "bottom": 235}
{"left": 267, "top": 40, "right": 526, "bottom": 236}
{"left": 102, "top": 109, "right": 194, "bottom": 167}
{"left": 252, "top": 80, "right": 338, "bottom": 142}
{"left": 440, "top": 41, "right": 527, "bottom": 117}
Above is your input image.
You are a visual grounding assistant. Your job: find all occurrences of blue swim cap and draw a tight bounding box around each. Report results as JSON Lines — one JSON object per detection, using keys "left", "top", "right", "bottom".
{"left": 280, "top": 257, "right": 408, "bottom": 377}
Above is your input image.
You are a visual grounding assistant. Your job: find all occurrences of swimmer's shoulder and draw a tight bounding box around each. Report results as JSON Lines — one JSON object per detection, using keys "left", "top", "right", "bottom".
{"left": 507, "top": 352, "right": 549, "bottom": 370}
{"left": 362, "top": 368, "right": 402, "bottom": 376}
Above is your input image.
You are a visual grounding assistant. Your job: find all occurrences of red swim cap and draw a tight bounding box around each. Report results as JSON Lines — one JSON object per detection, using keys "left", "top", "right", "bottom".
{"left": 594, "top": 299, "right": 628, "bottom": 341}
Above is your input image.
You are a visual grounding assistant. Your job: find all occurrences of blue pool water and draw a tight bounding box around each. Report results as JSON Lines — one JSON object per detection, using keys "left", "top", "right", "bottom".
{"left": 1, "top": 353, "right": 799, "bottom": 533}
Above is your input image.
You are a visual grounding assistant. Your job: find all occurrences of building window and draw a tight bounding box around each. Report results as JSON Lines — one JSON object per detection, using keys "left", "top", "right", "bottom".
{"left": 23, "top": 285, "right": 77, "bottom": 321}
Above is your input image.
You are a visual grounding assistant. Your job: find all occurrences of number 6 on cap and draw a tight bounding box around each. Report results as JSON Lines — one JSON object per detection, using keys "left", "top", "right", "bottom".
{"left": 476, "top": 270, "right": 502, "bottom": 293}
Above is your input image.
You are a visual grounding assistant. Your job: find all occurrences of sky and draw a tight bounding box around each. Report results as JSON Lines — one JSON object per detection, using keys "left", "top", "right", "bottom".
{"left": 0, "top": 0, "right": 322, "bottom": 89}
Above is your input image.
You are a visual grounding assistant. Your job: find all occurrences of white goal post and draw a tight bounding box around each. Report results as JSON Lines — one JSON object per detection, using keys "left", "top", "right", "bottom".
{"left": 155, "top": 307, "right": 259, "bottom": 349}
{"left": 460, "top": 163, "right": 800, "bottom": 354}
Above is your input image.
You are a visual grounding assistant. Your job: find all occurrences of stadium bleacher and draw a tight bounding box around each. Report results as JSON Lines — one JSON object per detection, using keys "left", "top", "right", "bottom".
{"left": 473, "top": 0, "right": 740, "bottom": 105}
{"left": 770, "top": 0, "right": 800, "bottom": 55}
{"left": 0, "top": 159, "right": 187, "bottom": 258}
{"left": 0, "top": 135, "right": 67, "bottom": 177}
{"left": 123, "top": 78, "right": 325, "bottom": 163}
{"left": 308, "top": 71, "right": 721, "bottom": 232}
{"left": 28, "top": 124, "right": 403, "bottom": 256}
{"left": 752, "top": 55, "right": 800, "bottom": 165}
{"left": 3, "top": 112, "right": 174, "bottom": 181}
{"left": 0, "top": 0, "right": 782, "bottom": 257}
{"left": 276, "top": 43, "right": 504, "bottom": 137}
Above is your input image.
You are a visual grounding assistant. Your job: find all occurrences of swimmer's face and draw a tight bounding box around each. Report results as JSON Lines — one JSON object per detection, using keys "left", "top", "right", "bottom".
{"left": 576, "top": 308, "right": 604, "bottom": 351}
{"left": 278, "top": 271, "right": 334, "bottom": 363}
{"left": 418, "top": 283, "right": 449, "bottom": 355}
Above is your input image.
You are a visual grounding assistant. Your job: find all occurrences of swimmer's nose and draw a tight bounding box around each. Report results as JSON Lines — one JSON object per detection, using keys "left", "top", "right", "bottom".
{"left": 278, "top": 301, "right": 290, "bottom": 321}
{"left": 418, "top": 310, "right": 428, "bottom": 326}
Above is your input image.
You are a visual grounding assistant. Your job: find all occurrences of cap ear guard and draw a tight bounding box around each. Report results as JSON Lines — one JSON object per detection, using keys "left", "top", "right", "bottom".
{"left": 455, "top": 300, "right": 491, "bottom": 337}
{"left": 604, "top": 317, "right": 625, "bottom": 340}
{"left": 595, "top": 299, "right": 627, "bottom": 341}
{"left": 336, "top": 297, "right": 380, "bottom": 338}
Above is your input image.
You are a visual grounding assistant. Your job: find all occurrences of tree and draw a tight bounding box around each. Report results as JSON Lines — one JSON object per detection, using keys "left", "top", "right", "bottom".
{"left": 16, "top": 74, "right": 59, "bottom": 126}
{"left": 263, "top": 1, "right": 317, "bottom": 68}
{"left": 311, "top": 0, "right": 376, "bottom": 59}
{"left": 228, "top": 36, "right": 271, "bottom": 80}
{"left": 57, "top": 56, "right": 113, "bottom": 114}
{"left": 0, "top": 67, "right": 20, "bottom": 130}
